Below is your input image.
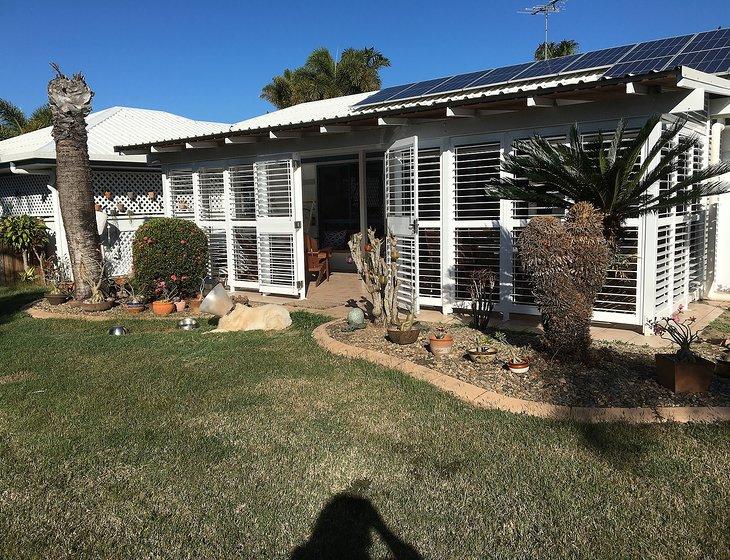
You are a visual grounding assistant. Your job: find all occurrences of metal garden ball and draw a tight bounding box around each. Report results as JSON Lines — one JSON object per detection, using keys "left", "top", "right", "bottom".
{"left": 347, "top": 308, "right": 366, "bottom": 329}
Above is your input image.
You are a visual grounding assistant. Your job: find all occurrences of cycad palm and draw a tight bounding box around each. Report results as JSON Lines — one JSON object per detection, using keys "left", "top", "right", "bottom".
{"left": 261, "top": 47, "right": 390, "bottom": 109}
{"left": 0, "top": 99, "right": 53, "bottom": 140}
{"left": 486, "top": 114, "right": 730, "bottom": 244}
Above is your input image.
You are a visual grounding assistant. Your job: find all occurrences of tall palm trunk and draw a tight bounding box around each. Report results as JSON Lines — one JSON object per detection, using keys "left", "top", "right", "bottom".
{"left": 47, "top": 65, "right": 100, "bottom": 300}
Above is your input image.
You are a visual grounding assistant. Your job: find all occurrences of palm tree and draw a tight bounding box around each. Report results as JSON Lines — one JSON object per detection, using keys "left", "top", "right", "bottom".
{"left": 0, "top": 99, "right": 53, "bottom": 140}
{"left": 534, "top": 39, "right": 579, "bottom": 60}
{"left": 486, "top": 114, "right": 730, "bottom": 246}
{"left": 261, "top": 47, "right": 390, "bottom": 109}
{"left": 47, "top": 64, "right": 101, "bottom": 300}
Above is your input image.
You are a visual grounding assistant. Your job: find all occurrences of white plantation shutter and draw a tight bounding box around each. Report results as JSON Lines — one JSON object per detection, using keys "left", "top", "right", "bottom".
{"left": 417, "top": 147, "right": 441, "bottom": 304}
{"left": 228, "top": 164, "right": 258, "bottom": 289}
{"left": 197, "top": 169, "right": 225, "bottom": 221}
{"left": 385, "top": 136, "right": 419, "bottom": 312}
{"left": 168, "top": 170, "right": 194, "bottom": 218}
{"left": 254, "top": 159, "right": 304, "bottom": 297}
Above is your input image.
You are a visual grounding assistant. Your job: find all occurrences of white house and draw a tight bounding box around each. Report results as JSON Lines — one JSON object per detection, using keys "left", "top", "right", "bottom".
{"left": 117, "top": 29, "right": 730, "bottom": 332}
{"left": 0, "top": 106, "right": 228, "bottom": 275}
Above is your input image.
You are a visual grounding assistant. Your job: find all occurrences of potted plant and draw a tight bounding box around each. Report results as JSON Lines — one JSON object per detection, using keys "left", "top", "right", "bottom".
{"left": 174, "top": 296, "right": 186, "bottom": 312}
{"left": 507, "top": 350, "right": 530, "bottom": 374}
{"left": 80, "top": 261, "right": 112, "bottom": 312}
{"left": 116, "top": 201, "right": 127, "bottom": 213}
{"left": 649, "top": 306, "right": 714, "bottom": 393}
{"left": 186, "top": 279, "right": 204, "bottom": 312}
{"left": 147, "top": 191, "right": 157, "bottom": 201}
{"left": 103, "top": 191, "right": 112, "bottom": 200}
{"left": 44, "top": 256, "right": 69, "bottom": 305}
{"left": 94, "top": 203, "right": 103, "bottom": 212}
{"left": 429, "top": 324, "right": 454, "bottom": 359}
{"left": 386, "top": 303, "right": 419, "bottom": 345}
{"left": 123, "top": 283, "right": 146, "bottom": 314}
{"left": 151, "top": 278, "right": 177, "bottom": 316}
{"left": 467, "top": 334, "right": 498, "bottom": 363}
{"left": 127, "top": 191, "right": 137, "bottom": 201}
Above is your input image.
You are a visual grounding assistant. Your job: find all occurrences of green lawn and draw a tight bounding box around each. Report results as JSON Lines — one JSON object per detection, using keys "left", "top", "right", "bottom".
{"left": 0, "top": 286, "right": 728, "bottom": 559}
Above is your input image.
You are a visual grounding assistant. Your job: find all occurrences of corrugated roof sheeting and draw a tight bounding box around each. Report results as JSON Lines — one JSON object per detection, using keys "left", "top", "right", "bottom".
{"left": 0, "top": 107, "right": 229, "bottom": 163}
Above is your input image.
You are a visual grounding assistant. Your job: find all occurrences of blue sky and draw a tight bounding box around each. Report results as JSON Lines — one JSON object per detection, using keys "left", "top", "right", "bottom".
{"left": 1, "top": 0, "right": 728, "bottom": 124}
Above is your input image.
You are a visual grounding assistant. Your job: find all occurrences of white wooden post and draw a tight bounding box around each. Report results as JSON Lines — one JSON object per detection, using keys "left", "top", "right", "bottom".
{"left": 222, "top": 168, "right": 236, "bottom": 294}
{"left": 48, "top": 170, "right": 70, "bottom": 264}
{"left": 358, "top": 150, "right": 367, "bottom": 242}
{"left": 161, "top": 171, "right": 173, "bottom": 218}
{"left": 292, "top": 155, "right": 306, "bottom": 299}
{"left": 498, "top": 137, "right": 513, "bottom": 323}
{"left": 639, "top": 121, "right": 662, "bottom": 334}
{"left": 440, "top": 139, "right": 455, "bottom": 315}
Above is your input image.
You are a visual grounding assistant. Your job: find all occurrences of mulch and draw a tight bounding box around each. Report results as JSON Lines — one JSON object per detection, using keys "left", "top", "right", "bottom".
{"left": 328, "top": 321, "right": 730, "bottom": 408}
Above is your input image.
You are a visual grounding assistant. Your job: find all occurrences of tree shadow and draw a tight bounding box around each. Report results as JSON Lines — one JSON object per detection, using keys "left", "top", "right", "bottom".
{"left": 0, "top": 287, "right": 43, "bottom": 327}
{"left": 290, "top": 492, "right": 422, "bottom": 560}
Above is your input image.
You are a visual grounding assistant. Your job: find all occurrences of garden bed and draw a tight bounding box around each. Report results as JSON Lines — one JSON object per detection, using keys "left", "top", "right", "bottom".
{"left": 30, "top": 298, "right": 214, "bottom": 320}
{"left": 328, "top": 321, "right": 730, "bottom": 408}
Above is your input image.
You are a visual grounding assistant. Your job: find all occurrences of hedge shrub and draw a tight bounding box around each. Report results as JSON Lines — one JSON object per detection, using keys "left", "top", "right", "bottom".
{"left": 132, "top": 218, "right": 208, "bottom": 298}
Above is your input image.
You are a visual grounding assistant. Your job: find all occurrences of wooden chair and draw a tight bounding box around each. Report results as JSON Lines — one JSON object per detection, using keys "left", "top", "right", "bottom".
{"left": 305, "top": 234, "right": 332, "bottom": 286}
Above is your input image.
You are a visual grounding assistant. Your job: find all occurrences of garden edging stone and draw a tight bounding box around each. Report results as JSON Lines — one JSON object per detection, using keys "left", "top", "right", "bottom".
{"left": 313, "top": 320, "right": 730, "bottom": 424}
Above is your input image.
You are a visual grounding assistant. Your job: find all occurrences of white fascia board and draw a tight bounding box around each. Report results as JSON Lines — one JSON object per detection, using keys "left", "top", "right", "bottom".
{"left": 526, "top": 96, "right": 555, "bottom": 108}
{"left": 669, "top": 88, "right": 706, "bottom": 114}
{"left": 378, "top": 117, "right": 411, "bottom": 126}
{"left": 676, "top": 67, "right": 730, "bottom": 96}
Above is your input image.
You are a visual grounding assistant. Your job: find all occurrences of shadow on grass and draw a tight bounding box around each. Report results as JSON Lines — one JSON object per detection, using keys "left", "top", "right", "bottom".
{"left": 291, "top": 492, "right": 421, "bottom": 560}
{"left": 0, "top": 286, "right": 43, "bottom": 326}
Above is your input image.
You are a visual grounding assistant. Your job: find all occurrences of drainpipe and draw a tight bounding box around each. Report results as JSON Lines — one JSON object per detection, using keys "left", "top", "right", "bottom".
{"left": 708, "top": 119, "right": 729, "bottom": 301}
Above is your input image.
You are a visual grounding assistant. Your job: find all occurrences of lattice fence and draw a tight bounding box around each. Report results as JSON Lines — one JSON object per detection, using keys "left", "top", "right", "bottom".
{"left": 0, "top": 174, "right": 53, "bottom": 217}
{"left": 105, "top": 229, "right": 135, "bottom": 276}
{"left": 93, "top": 170, "right": 163, "bottom": 216}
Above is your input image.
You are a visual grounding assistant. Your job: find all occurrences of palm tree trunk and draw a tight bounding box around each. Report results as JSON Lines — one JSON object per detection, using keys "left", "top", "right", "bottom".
{"left": 48, "top": 66, "right": 100, "bottom": 300}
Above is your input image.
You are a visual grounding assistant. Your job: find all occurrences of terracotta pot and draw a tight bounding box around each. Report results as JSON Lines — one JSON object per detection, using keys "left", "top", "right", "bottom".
{"left": 45, "top": 293, "right": 69, "bottom": 306}
{"left": 655, "top": 353, "right": 713, "bottom": 393}
{"left": 174, "top": 300, "right": 187, "bottom": 312}
{"left": 124, "top": 303, "right": 146, "bottom": 314}
{"left": 81, "top": 300, "right": 112, "bottom": 312}
{"left": 94, "top": 203, "right": 103, "bottom": 211}
{"left": 152, "top": 300, "right": 175, "bottom": 316}
{"left": 429, "top": 334, "right": 454, "bottom": 359}
{"left": 468, "top": 347, "right": 498, "bottom": 363}
{"left": 103, "top": 191, "right": 112, "bottom": 200}
{"left": 387, "top": 328, "right": 420, "bottom": 345}
{"left": 507, "top": 359, "right": 530, "bottom": 374}
{"left": 188, "top": 298, "right": 202, "bottom": 312}
{"left": 147, "top": 191, "right": 157, "bottom": 200}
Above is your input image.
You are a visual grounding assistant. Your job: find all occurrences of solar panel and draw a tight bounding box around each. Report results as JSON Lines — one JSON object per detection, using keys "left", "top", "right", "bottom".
{"left": 665, "top": 28, "right": 730, "bottom": 74}
{"left": 352, "top": 84, "right": 415, "bottom": 106}
{"left": 467, "top": 61, "right": 537, "bottom": 89}
{"left": 395, "top": 76, "right": 455, "bottom": 100}
{"left": 560, "top": 44, "right": 637, "bottom": 72}
{"left": 670, "top": 47, "right": 730, "bottom": 74}
{"left": 513, "top": 53, "right": 584, "bottom": 80}
{"left": 424, "top": 69, "right": 495, "bottom": 96}
{"left": 604, "top": 34, "right": 695, "bottom": 77}
{"left": 605, "top": 56, "right": 676, "bottom": 77}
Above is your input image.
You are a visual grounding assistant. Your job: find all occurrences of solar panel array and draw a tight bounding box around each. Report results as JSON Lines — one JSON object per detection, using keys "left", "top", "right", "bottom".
{"left": 354, "top": 28, "right": 730, "bottom": 107}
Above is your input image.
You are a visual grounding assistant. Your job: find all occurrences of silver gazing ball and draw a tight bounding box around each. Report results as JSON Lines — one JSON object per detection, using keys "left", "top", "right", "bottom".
{"left": 108, "top": 325, "right": 128, "bottom": 336}
{"left": 347, "top": 308, "right": 366, "bottom": 329}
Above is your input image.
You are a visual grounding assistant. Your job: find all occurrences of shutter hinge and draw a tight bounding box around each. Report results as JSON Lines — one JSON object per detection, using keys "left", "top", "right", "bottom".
{"left": 297, "top": 280, "right": 304, "bottom": 289}
{"left": 294, "top": 220, "right": 302, "bottom": 229}
{"left": 411, "top": 219, "right": 419, "bottom": 234}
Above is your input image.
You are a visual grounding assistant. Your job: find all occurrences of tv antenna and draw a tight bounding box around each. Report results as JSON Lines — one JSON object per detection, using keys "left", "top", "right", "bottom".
{"left": 519, "top": 0, "right": 566, "bottom": 60}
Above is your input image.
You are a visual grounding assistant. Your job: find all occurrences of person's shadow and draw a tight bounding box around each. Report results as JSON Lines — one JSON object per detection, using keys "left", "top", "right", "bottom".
{"left": 290, "top": 493, "right": 422, "bottom": 560}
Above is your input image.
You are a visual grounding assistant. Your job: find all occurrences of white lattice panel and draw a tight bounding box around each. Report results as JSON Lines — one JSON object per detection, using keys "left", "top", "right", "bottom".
{"left": 0, "top": 174, "right": 53, "bottom": 217}
{"left": 93, "top": 170, "right": 163, "bottom": 216}
{"left": 106, "top": 230, "right": 135, "bottom": 276}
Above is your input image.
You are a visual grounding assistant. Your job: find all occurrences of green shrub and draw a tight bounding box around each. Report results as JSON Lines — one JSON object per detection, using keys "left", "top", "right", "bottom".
{"left": 132, "top": 218, "right": 208, "bottom": 298}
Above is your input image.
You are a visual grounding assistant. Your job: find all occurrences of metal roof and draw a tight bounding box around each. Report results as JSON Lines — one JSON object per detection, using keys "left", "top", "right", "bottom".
{"left": 0, "top": 106, "right": 229, "bottom": 165}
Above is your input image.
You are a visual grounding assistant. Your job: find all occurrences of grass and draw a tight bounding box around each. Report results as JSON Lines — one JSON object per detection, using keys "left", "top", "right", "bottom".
{"left": 704, "top": 308, "right": 730, "bottom": 341}
{"left": 0, "top": 285, "right": 728, "bottom": 559}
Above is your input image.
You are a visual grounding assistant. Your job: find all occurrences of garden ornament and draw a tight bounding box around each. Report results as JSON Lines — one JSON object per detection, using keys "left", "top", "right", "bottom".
{"left": 345, "top": 308, "right": 366, "bottom": 331}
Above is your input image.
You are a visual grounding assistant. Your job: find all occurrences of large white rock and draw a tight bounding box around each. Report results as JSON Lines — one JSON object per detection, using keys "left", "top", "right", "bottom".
{"left": 208, "top": 303, "right": 292, "bottom": 333}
